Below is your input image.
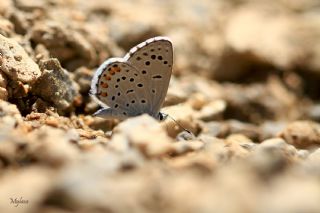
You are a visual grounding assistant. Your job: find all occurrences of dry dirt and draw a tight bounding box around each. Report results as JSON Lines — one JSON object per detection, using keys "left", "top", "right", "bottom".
{"left": 1, "top": 0, "right": 320, "bottom": 213}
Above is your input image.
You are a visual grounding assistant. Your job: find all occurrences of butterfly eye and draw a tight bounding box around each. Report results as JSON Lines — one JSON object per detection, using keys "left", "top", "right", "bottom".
{"left": 159, "top": 113, "right": 164, "bottom": 121}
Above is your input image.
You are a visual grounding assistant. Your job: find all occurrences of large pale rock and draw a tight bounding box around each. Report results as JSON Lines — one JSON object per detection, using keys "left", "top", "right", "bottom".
{"left": 0, "top": 34, "right": 41, "bottom": 83}
{"left": 111, "top": 115, "right": 174, "bottom": 157}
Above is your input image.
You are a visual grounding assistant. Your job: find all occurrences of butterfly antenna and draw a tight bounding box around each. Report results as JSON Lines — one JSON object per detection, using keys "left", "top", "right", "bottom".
{"left": 165, "top": 113, "right": 192, "bottom": 134}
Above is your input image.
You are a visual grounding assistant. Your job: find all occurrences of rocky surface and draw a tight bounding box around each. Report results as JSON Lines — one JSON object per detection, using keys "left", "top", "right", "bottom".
{"left": 1, "top": 0, "right": 320, "bottom": 212}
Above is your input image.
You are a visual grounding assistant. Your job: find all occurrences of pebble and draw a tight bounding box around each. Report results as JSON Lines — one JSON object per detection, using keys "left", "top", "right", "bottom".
{"left": 161, "top": 104, "right": 198, "bottom": 137}
{"left": 249, "top": 138, "right": 297, "bottom": 177}
{"left": 32, "top": 58, "right": 80, "bottom": 113}
{"left": 195, "top": 99, "right": 226, "bottom": 121}
{"left": 112, "top": 115, "right": 174, "bottom": 157}
{"left": 279, "top": 121, "right": 320, "bottom": 148}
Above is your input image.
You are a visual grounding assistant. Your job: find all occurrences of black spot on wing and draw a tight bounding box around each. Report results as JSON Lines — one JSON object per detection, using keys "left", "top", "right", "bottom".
{"left": 152, "top": 75, "right": 162, "bottom": 79}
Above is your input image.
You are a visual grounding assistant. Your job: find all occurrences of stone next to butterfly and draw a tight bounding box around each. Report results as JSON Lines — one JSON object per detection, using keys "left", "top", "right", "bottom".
{"left": 90, "top": 36, "right": 173, "bottom": 121}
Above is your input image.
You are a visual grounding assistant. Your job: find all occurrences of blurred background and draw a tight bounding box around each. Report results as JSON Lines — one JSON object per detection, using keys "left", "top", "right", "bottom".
{"left": 1, "top": 0, "right": 320, "bottom": 212}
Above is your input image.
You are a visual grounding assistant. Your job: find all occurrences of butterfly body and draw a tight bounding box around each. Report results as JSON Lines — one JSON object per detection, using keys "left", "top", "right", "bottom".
{"left": 90, "top": 37, "right": 173, "bottom": 120}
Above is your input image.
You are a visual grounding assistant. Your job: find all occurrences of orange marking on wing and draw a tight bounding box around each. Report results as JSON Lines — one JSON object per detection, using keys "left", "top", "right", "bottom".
{"left": 115, "top": 67, "right": 121, "bottom": 72}
{"left": 101, "top": 92, "right": 108, "bottom": 97}
{"left": 105, "top": 75, "right": 111, "bottom": 81}
{"left": 110, "top": 67, "right": 121, "bottom": 73}
{"left": 109, "top": 69, "right": 116, "bottom": 75}
{"left": 100, "top": 82, "right": 108, "bottom": 88}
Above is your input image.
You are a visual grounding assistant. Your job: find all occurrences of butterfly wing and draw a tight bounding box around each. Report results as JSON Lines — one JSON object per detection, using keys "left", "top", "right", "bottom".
{"left": 92, "top": 107, "right": 127, "bottom": 119}
{"left": 90, "top": 58, "right": 153, "bottom": 119}
{"left": 124, "top": 37, "right": 173, "bottom": 117}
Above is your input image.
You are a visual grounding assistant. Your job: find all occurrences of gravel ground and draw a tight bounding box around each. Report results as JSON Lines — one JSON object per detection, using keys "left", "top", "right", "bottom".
{"left": 1, "top": 0, "right": 320, "bottom": 212}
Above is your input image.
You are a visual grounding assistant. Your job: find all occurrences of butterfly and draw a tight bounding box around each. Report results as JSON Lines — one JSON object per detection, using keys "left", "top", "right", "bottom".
{"left": 90, "top": 36, "right": 173, "bottom": 121}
